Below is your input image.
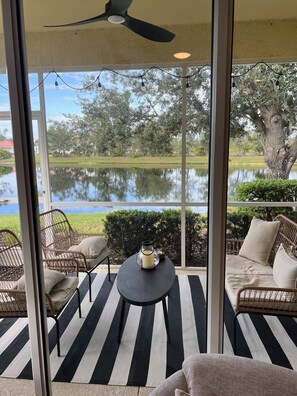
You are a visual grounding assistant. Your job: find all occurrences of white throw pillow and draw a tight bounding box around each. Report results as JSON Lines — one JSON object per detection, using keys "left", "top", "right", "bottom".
{"left": 273, "top": 244, "right": 297, "bottom": 288}
{"left": 239, "top": 217, "right": 280, "bottom": 266}
{"left": 69, "top": 236, "right": 107, "bottom": 258}
{"left": 16, "top": 269, "right": 65, "bottom": 294}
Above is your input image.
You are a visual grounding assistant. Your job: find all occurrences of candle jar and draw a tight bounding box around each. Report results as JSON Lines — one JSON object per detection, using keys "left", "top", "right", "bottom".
{"left": 137, "top": 241, "right": 157, "bottom": 269}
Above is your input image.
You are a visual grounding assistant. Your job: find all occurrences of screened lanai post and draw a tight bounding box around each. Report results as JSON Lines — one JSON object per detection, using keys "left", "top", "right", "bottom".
{"left": 207, "top": 0, "right": 234, "bottom": 353}
{"left": 1, "top": 0, "right": 52, "bottom": 394}
{"left": 181, "top": 66, "right": 187, "bottom": 267}
{"left": 38, "top": 71, "right": 52, "bottom": 212}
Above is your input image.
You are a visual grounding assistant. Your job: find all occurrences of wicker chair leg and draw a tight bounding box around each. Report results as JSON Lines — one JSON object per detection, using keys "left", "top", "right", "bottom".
{"left": 107, "top": 256, "right": 111, "bottom": 282}
{"left": 76, "top": 288, "right": 82, "bottom": 318}
{"left": 87, "top": 272, "right": 92, "bottom": 302}
{"left": 233, "top": 312, "right": 240, "bottom": 356}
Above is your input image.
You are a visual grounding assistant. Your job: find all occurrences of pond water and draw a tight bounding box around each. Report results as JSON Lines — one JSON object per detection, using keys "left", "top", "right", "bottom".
{"left": 0, "top": 166, "right": 296, "bottom": 215}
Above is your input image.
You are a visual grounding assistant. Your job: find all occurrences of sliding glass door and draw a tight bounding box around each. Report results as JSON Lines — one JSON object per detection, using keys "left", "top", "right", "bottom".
{"left": 224, "top": 0, "right": 297, "bottom": 366}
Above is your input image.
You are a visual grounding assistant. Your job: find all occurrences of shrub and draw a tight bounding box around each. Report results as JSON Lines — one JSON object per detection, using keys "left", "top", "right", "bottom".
{"left": 226, "top": 211, "right": 253, "bottom": 239}
{"left": 103, "top": 209, "right": 207, "bottom": 266}
{"left": 235, "top": 179, "right": 297, "bottom": 221}
{"left": 0, "top": 149, "right": 12, "bottom": 160}
{"left": 225, "top": 179, "right": 297, "bottom": 239}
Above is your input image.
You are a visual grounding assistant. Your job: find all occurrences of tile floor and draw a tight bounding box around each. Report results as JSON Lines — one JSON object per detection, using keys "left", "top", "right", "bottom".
{"left": 0, "top": 377, "right": 154, "bottom": 395}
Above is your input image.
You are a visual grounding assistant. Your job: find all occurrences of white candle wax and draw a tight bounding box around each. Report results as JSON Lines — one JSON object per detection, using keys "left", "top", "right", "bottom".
{"left": 142, "top": 250, "right": 155, "bottom": 269}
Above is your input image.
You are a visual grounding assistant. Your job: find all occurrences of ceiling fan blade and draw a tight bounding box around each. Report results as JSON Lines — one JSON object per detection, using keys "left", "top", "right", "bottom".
{"left": 109, "top": 0, "right": 133, "bottom": 14}
{"left": 124, "top": 15, "right": 175, "bottom": 42}
{"left": 44, "top": 12, "right": 107, "bottom": 28}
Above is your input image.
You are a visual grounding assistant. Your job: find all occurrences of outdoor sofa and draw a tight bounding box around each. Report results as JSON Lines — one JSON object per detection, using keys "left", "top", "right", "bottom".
{"left": 225, "top": 214, "right": 297, "bottom": 353}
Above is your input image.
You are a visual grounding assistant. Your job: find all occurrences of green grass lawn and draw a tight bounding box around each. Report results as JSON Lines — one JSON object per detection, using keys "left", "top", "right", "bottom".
{"left": 0, "top": 213, "right": 107, "bottom": 237}
{"left": 0, "top": 154, "right": 268, "bottom": 169}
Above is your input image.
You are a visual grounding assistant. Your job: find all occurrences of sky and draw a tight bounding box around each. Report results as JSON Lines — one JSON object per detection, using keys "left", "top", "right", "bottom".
{"left": 0, "top": 67, "right": 166, "bottom": 141}
{"left": 0, "top": 71, "right": 99, "bottom": 141}
{"left": 0, "top": 68, "right": 149, "bottom": 141}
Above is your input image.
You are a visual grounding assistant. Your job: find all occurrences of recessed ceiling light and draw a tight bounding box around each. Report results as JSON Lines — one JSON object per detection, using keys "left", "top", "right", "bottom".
{"left": 174, "top": 52, "right": 191, "bottom": 60}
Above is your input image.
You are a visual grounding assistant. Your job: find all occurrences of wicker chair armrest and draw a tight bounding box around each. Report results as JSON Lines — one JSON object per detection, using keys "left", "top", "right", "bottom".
{"left": 236, "top": 285, "right": 297, "bottom": 314}
{"left": 0, "top": 289, "right": 27, "bottom": 312}
{"left": 226, "top": 239, "right": 244, "bottom": 255}
{"left": 0, "top": 288, "right": 26, "bottom": 297}
{"left": 43, "top": 247, "right": 87, "bottom": 262}
{"left": 43, "top": 258, "right": 80, "bottom": 275}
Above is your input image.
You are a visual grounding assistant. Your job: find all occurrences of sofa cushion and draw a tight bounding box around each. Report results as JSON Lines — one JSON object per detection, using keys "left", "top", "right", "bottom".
{"left": 226, "top": 254, "right": 273, "bottom": 276}
{"left": 239, "top": 217, "right": 280, "bottom": 266}
{"left": 69, "top": 236, "right": 107, "bottom": 259}
{"left": 273, "top": 244, "right": 297, "bottom": 288}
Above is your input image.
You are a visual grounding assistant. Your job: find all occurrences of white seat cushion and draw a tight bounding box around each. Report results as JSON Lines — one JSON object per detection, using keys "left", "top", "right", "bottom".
{"left": 225, "top": 273, "right": 277, "bottom": 307}
{"left": 48, "top": 276, "right": 78, "bottom": 313}
{"left": 226, "top": 254, "right": 273, "bottom": 276}
{"left": 85, "top": 246, "right": 110, "bottom": 270}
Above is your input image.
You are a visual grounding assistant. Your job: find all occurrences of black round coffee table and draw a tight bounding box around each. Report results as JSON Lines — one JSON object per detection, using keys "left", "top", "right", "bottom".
{"left": 117, "top": 253, "right": 176, "bottom": 342}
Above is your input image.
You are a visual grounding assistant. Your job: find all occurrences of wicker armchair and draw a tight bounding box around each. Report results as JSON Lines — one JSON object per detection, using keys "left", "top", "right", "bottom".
{"left": 226, "top": 215, "right": 297, "bottom": 354}
{"left": 39, "top": 209, "right": 111, "bottom": 302}
{"left": 0, "top": 229, "right": 81, "bottom": 356}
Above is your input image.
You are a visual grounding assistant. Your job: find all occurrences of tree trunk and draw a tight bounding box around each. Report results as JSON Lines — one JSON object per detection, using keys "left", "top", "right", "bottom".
{"left": 260, "top": 106, "right": 297, "bottom": 179}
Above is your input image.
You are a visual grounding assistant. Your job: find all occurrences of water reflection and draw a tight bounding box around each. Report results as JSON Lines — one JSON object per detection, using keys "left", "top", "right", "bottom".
{"left": 1, "top": 166, "right": 296, "bottom": 214}
{"left": 50, "top": 167, "right": 181, "bottom": 202}
{"left": 0, "top": 166, "right": 13, "bottom": 206}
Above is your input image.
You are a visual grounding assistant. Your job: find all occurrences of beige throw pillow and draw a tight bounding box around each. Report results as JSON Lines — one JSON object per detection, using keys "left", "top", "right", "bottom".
{"left": 239, "top": 217, "right": 280, "bottom": 266}
{"left": 273, "top": 244, "right": 297, "bottom": 288}
{"left": 69, "top": 236, "right": 107, "bottom": 258}
{"left": 16, "top": 269, "right": 65, "bottom": 294}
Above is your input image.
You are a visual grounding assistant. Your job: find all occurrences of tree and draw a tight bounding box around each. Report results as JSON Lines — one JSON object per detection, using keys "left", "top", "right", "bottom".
{"left": 45, "top": 63, "right": 297, "bottom": 177}
{"left": 0, "top": 128, "right": 8, "bottom": 141}
{"left": 114, "top": 67, "right": 211, "bottom": 155}
{"left": 230, "top": 63, "right": 297, "bottom": 178}
{"left": 47, "top": 120, "right": 74, "bottom": 156}
{"left": 0, "top": 149, "right": 12, "bottom": 160}
{"left": 76, "top": 86, "right": 135, "bottom": 156}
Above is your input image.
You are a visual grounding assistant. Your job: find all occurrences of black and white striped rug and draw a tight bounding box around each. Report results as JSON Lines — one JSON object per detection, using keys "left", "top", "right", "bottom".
{"left": 0, "top": 274, "right": 296, "bottom": 386}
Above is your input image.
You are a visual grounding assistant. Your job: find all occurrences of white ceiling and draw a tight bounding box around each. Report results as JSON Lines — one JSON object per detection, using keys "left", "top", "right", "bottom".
{"left": 1, "top": 0, "right": 296, "bottom": 32}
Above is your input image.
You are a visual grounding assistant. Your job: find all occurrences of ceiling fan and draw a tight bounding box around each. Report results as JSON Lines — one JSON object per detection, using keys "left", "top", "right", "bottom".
{"left": 44, "top": 0, "right": 175, "bottom": 43}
